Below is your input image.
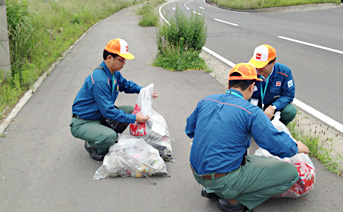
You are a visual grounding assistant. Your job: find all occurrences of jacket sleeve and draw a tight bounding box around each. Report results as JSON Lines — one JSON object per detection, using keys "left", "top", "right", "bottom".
{"left": 272, "top": 66, "right": 295, "bottom": 110}
{"left": 116, "top": 72, "right": 142, "bottom": 94}
{"left": 251, "top": 110, "right": 298, "bottom": 158}
{"left": 185, "top": 103, "right": 200, "bottom": 138}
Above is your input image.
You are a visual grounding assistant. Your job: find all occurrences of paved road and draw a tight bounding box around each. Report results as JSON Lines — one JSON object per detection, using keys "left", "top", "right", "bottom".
{"left": 162, "top": 0, "right": 343, "bottom": 125}
{"left": 0, "top": 4, "right": 342, "bottom": 212}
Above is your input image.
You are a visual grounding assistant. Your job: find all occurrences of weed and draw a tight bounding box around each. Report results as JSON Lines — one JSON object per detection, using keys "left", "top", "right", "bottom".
{"left": 288, "top": 119, "right": 343, "bottom": 176}
{"left": 137, "top": 0, "right": 164, "bottom": 27}
{"left": 154, "top": 6, "right": 208, "bottom": 71}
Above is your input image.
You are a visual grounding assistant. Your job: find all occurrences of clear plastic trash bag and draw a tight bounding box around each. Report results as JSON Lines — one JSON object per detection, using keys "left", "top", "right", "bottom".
{"left": 129, "top": 83, "right": 174, "bottom": 162}
{"left": 93, "top": 134, "right": 168, "bottom": 180}
{"left": 144, "top": 110, "right": 174, "bottom": 162}
{"left": 130, "top": 83, "right": 154, "bottom": 137}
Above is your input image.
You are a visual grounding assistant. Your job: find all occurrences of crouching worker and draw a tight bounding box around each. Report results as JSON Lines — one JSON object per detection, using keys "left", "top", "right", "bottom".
{"left": 70, "top": 38, "right": 157, "bottom": 161}
{"left": 185, "top": 63, "right": 309, "bottom": 212}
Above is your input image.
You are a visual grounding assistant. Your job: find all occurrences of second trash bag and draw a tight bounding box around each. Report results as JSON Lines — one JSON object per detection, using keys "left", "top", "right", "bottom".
{"left": 254, "top": 112, "right": 316, "bottom": 198}
{"left": 130, "top": 83, "right": 174, "bottom": 162}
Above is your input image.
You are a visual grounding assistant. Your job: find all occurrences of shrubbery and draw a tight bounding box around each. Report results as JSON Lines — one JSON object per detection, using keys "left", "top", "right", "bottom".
{"left": 154, "top": 7, "right": 208, "bottom": 71}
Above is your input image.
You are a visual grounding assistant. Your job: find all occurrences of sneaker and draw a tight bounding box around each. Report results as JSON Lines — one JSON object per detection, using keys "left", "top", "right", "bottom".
{"left": 201, "top": 187, "right": 220, "bottom": 199}
{"left": 84, "top": 141, "right": 106, "bottom": 161}
{"left": 216, "top": 198, "right": 244, "bottom": 212}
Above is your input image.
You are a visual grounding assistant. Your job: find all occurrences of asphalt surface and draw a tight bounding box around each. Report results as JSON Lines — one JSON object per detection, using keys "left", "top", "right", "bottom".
{"left": 0, "top": 4, "right": 342, "bottom": 212}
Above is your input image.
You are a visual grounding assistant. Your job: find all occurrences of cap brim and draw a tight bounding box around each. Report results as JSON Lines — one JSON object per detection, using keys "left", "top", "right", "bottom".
{"left": 229, "top": 76, "right": 263, "bottom": 81}
{"left": 249, "top": 57, "right": 268, "bottom": 69}
{"left": 118, "top": 52, "right": 135, "bottom": 60}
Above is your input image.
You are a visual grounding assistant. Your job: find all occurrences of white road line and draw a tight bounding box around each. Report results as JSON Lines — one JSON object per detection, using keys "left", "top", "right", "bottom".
{"left": 202, "top": 46, "right": 236, "bottom": 67}
{"left": 193, "top": 11, "right": 202, "bottom": 15}
{"left": 214, "top": 18, "right": 239, "bottom": 27}
{"left": 202, "top": 46, "right": 343, "bottom": 133}
{"left": 278, "top": 36, "right": 343, "bottom": 55}
{"left": 292, "top": 99, "right": 343, "bottom": 133}
{"left": 199, "top": 7, "right": 204, "bottom": 10}
{"left": 186, "top": 7, "right": 189, "bottom": 10}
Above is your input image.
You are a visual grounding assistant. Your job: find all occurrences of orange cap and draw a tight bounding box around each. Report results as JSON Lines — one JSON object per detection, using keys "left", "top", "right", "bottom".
{"left": 249, "top": 44, "right": 276, "bottom": 69}
{"left": 229, "top": 63, "right": 263, "bottom": 81}
{"left": 105, "top": 38, "right": 134, "bottom": 60}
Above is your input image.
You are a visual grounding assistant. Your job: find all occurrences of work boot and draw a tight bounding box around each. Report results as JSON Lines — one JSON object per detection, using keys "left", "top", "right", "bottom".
{"left": 84, "top": 141, "right": 107, "bottom": 161}
{"left": 216, "top": 198, "right": 253, "bottom": 212}
{"left": 201, "top": 187, "right": 220, "bottom": 199}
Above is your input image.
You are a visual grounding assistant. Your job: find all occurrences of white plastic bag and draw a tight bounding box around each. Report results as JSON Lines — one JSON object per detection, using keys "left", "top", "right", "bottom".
{"left": 129, "top": 84, "right": 174, "bottom": 162}
{"left": 130, "top": 83, "right": 154, "bottom": 137}
{"left": 254, "top": 112, "right": 316, "bottom": 198}
{"left": 144, "top": 110, "right": 174, "bottom": 162}
{"left": 93, "top": 134, "right": 168, "bottom": 180}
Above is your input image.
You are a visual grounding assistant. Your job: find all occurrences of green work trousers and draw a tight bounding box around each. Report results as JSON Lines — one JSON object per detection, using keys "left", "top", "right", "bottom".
{"left": 192, "top": 155, "right": 299, "bottom": 210}
{"left": 70, "top": 105, "right": 134, "bottom": 154}
{"left": 279, "top": 103, "right": 297, "bottom": 125}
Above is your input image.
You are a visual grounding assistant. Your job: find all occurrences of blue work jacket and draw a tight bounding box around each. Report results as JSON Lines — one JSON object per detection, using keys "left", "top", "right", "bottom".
{"left": 185, "top": 89, "right": 298, "bottom": 175}
{"left": 252, "top": 63, "right": 295, "bottom": 110}
{"left": 72, "top": 62, "right": 142, "bottom": 123}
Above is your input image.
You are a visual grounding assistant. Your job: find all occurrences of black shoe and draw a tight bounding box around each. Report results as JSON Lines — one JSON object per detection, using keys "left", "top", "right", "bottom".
{"left": 84, "top": 141, "right": 106, "bottom": 161}
{"left": 201, "top": 187, "right": 220, "bottom": 199}
{"left": 216, "top": 198, "right": 244, "bottom": 212}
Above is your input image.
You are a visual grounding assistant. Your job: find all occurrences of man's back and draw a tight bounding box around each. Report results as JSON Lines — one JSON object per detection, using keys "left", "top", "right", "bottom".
{"left": 186, "top": 90, "right": 260, "bottom": 174}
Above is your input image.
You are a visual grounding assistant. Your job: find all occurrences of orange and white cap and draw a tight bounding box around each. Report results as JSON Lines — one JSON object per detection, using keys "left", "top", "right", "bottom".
{"left": 229, "top": 63, "right": 263, "bottom": 81}
{"left": 105, "top": 38, "right": 134, "bottom": 60}
{"left": 249, "top": 44, "right": 276, "bottom": 69}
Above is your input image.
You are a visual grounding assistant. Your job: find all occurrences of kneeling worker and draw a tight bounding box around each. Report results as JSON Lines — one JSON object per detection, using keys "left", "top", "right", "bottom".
{"left": 185, "top": 63, "right": 309, "bottom": 212}
{"left": 249, "top": 44, "right": 297, "bottom": 125}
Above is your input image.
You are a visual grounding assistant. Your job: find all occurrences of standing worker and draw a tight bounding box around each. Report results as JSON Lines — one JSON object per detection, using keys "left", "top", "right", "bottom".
{"left": 249, "top": 44, "right": 297, "bottom": 125}
{"left": 185, "top": 63, "right": 309, "bottom": 212}
{"left": 70, "top": 38, "right": 157, "bottom": 161}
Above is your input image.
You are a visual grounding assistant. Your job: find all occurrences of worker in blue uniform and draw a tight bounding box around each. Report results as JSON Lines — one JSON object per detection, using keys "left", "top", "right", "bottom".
{"left": 185, "top": 63, "right": 309, "bottom": 212}
{"left": 249, "top": 44, "right": 297, "bottom": 125}
{"left": 70, "top": 38, "right": 157, "bottom": 161}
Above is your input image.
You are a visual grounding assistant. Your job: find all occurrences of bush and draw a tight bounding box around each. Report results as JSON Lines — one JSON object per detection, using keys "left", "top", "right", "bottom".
{"left": 155, "top": 6, "right": 208, "bottom": 71}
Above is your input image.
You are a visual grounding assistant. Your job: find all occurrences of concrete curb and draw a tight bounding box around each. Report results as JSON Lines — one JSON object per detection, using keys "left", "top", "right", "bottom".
{"left": 0, "top": 23, "right": 98, "bottom": 135}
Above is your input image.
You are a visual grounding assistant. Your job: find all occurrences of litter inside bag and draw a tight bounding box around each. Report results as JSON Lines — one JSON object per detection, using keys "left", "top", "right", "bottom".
{"left": 254, "top": 112, "right": 315, "bottom": 198}
{"left": 144, "top": 110, "right": 174, "bottom": 162}
{"left": 93, "top": 135, "right": 168, "bottom": 180}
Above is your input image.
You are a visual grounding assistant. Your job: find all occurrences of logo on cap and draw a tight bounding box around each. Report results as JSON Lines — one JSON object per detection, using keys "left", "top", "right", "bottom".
{"left": 249, "top": 45, "right": 276, "bottom": 69}
{"left": 256, "top": 53, "right": 262, "bottom": 60}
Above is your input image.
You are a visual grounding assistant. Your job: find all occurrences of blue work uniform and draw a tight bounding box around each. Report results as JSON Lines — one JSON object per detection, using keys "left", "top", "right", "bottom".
{"left": 70, "top": 62, "right": 142, "bottom": 154}
{"left": 251, "top": 62, "right": 295, "bottom": 111}
{"left": 185, "top": 89, "right": 299, "bottom": 209}
{"left": 186, "top": 89, "right": 298, "bottom": 174}
{"left": 72, "top": 61, "right": 142, "bottom": 123}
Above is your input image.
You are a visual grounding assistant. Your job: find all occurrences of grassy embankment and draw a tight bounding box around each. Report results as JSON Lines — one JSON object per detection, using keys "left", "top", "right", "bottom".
{"left": 1, "top": 0, "right": 142, "bottom": 121}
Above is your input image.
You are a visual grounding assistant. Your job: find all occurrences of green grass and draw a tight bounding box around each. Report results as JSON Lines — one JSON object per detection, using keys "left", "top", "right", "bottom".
{"left": 137, "top": 0, "right": 166, "bottom": 27}
{"left": 288, "top": 119, "right": 343, "bottom": 176}
{"left": 1, "top": 0, "right": 143, "bottom": 120}
{"left": 206, "top": 0, "right": 340, "bottom": 10}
